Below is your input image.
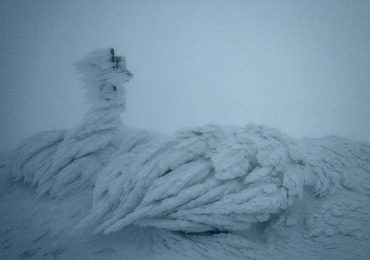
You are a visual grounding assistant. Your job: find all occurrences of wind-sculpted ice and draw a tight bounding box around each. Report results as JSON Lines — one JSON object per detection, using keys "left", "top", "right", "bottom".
{"left": 9, "top": 48, "right": 134, "bottom": 197}
{"left": 80, "top": 123, "right": 370, "bottom": 239}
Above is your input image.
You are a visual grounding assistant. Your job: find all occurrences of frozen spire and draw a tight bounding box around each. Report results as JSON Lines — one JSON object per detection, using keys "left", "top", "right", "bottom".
{"left": 75, "top": 48, "right": 133, "bottom": 111}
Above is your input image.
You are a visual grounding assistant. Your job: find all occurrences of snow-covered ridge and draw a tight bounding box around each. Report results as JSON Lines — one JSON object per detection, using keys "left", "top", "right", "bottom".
{"left": 80, "top": 124, "right": 370, "bottom": 236}
{"left": 2, "top": 49, "right": 370, "bottom": 259}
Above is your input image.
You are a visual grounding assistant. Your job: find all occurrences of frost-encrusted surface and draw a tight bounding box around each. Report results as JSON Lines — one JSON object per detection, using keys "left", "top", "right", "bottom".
{"left": 1, "top": 127, "right": 370, "bottom": 259}
{"left": 85, "top": 124, "right": 370, "bottom": 236}
{"left": 75, "top": 48, "right": 132, "bottom": 108}
{"left": 8, "top": 117, "right": 152, "bottom": 198}
{"left": 8, "top": 48, "right": 134, "bottom": 197}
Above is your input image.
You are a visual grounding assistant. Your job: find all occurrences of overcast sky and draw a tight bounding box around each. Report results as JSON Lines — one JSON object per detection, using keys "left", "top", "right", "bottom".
{"left": 1, "top": 0, "right": 370, "bottom": 152}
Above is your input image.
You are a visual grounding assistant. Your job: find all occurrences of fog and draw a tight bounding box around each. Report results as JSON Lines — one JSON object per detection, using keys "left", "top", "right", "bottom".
{"left": 1, "top": 0, "right": 370, "bottom": 153}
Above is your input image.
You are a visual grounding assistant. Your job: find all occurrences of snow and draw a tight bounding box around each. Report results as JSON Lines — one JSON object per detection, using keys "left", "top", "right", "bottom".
{"left": 1, "top": 49, "right": 370, "bottom": 259}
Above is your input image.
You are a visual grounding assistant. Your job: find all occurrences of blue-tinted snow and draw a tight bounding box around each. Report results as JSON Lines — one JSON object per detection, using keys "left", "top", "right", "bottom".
{"left": 1, "top": 49, "right": 370, "bottom": 259}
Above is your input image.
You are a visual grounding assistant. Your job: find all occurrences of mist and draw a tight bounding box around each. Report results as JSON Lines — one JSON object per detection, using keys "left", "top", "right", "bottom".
{"left": 1, "top": 0, "right": 370, "bottom": 153}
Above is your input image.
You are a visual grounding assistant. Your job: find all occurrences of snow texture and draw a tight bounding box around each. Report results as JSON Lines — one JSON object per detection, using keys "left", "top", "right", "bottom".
{"left": 82, "top": 124, "right": 370, "bottom": 240}
{"left": 1, "top": 49, "right": 370, "bottom": 259}
{"left": 9, "top": 48, "right": 134, "bottom": 197}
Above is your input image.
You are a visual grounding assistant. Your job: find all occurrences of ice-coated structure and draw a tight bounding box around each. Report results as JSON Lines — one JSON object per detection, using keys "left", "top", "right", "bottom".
{"left": 1, "top": 48, "right": 370, "bottom": 259}
{"left": 9, "top": 48, "right": 146, "bottom": 197}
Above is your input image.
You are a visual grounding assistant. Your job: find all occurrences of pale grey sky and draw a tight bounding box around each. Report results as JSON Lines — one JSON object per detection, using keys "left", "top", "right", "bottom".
{"left": 1, "top": 0, "right": 370, "bottom": 152}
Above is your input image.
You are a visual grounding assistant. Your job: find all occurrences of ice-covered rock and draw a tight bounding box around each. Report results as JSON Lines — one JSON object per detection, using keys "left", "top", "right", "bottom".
{"left": 81, "top": 124, "right": 370, "bottom": 237}
{"left": 9, "top": 48, "right": 138, "bottom": 197}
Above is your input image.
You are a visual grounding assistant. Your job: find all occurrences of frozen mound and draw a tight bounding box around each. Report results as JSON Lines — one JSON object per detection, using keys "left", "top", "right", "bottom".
{"left": 10, "top": 130, "right": 67, "bottom": 192}
{"left": 80, "top": 124, "right": 370, "bottom": 238}
{"left": 2, "top": 133, "right": 370, "bottom": 259}
{"left": 8, "top": 48, "right": 135, "bottom": 197}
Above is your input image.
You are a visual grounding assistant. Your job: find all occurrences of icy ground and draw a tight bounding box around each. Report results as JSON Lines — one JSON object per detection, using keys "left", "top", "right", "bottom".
{"left": 1, "top": 129, "right": 370, "bottom": 260}
{"left": 0, "top": 165, "right": 289, "bottom": 260}
{"left": 0, "top": 177, "right": 367, "bottom": 260}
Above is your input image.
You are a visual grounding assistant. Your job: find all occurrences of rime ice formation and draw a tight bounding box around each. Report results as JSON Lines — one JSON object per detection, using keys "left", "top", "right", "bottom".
{"left": 1, "top": 49, "right": 370, "bottom": 259}
{"left": 82, "top": 125, "right": 370, "bottom": 239}
{"left": 9, "top": 48, "right": 142, "bottom": 197}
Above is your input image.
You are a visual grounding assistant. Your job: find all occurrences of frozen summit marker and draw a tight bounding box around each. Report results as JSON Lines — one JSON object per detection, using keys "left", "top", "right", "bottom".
{"left": 9, "top": 48, "right": 142, "bottom": 197}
